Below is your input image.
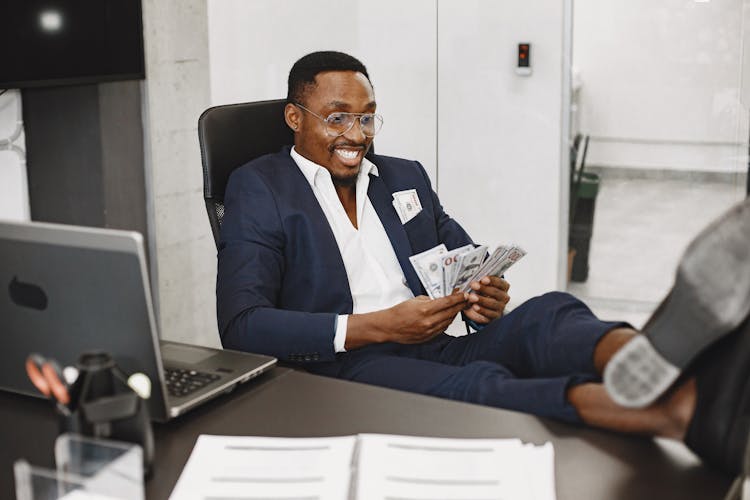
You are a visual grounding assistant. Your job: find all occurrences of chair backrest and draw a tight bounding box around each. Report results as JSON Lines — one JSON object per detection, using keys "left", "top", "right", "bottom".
{"left": 198, "top": 99, "right": 293, "bottom": 248}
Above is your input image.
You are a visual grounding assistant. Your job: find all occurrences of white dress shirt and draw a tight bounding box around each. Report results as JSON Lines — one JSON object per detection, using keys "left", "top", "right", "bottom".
{"left": 290, "top": 147, "right": 414, "bottom": 352}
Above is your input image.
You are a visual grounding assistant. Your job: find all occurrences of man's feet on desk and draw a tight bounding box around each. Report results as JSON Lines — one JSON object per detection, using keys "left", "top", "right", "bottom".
{"left": 593, "top": 198, "right": 750, "bottom": 476}
{"left": 604, "top": 198, "right": 750, "bottom": 411}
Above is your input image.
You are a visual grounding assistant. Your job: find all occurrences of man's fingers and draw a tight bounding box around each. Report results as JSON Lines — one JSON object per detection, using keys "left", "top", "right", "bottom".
{"left": 471, "top": 294, "right": 503, "bottom": 311}
{"left": 437, "top": 300, "right": 469, "bottom": 321}
{"left": 468, "top": 291, "right": 508, "bottom": 308}
{"left": 465, "top": 288, "right": 506, "bottom": 323}
{"left": 413, "top": 292, "right": 468, "bottom": 336}
{"left": 470, "top": 277, "right": 509, "bottom": 296}
{"left": 464, "top": 308, "right": 492, "bottom": 324}
{"left": 427, "top": 301, "right": 466, "bottom": 332}
{"left": 430, "top": 291, "right": 468, "bottom": 311}
{"left": 471, "top": 285, "right": 504, "bottom": 301}
{"left": 477, "top": 276, "right": 509, "bottom": 291}
{"left": 470, "top": 301, "right": 502, "bottom": 319}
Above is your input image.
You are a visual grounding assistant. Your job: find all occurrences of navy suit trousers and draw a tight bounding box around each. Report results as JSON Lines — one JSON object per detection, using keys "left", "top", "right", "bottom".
{"left": 306, "top": 292, "right": 628, "bottom": 423}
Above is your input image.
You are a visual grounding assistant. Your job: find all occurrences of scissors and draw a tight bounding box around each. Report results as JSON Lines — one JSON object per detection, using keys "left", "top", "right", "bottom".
{"left": 25, "top": 353, "right": 72, "bottom": 414}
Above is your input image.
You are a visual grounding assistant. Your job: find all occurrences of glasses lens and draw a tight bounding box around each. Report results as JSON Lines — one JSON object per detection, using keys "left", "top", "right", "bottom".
{"left": 325, "top": 113, "right": 356, "bottom": 136}
{"left": 360, "top": 114, "right": 383, "bottom": 137}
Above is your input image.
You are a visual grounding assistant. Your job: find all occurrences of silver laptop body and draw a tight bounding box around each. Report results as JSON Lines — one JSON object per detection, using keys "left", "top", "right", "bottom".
{"left": 0, "top": 220, "right": 276, "bottom": 421}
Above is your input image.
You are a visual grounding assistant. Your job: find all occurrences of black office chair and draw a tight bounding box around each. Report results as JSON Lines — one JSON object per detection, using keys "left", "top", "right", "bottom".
{"left": 198, "top": 98, "right": 293, "bottom": 248}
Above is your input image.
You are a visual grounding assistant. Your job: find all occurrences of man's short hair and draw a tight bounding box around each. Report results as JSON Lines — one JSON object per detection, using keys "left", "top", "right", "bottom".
{"left": 287, "top": 51, "right": 371, "bottom": 104}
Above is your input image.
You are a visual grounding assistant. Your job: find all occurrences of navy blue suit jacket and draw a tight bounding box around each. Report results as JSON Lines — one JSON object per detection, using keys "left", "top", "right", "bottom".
{"left": 217, "top": 146, "right": 474, "bottom": 364}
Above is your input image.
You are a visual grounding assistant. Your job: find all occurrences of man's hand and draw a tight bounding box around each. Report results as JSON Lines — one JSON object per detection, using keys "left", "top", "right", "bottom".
{"left": 385, "top": 292, "right": 469, "bottom": 343}
{"left": 463, "top": 276, "right": 510, "bottom": 324}
{"left": 346, "top": 292, "right": 468, "bottom": 349}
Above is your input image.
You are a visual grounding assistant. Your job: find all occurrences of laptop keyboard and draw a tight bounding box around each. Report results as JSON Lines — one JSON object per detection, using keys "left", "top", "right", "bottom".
{"left": 163, "top": 367, "right": 220, "bottom": 398}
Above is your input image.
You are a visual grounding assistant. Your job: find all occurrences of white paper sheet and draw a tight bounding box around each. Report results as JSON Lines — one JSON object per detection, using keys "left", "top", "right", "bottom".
{"left": 354, "top": 434, "right": 556, "bottom": 500}
{"left": 168, "top": 435, "right": 357, "bottom": 500}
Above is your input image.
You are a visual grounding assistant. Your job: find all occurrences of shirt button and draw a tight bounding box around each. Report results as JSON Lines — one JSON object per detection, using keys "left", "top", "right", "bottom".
{"left": 402, "top": 278, "right": 408, "bottom": 287}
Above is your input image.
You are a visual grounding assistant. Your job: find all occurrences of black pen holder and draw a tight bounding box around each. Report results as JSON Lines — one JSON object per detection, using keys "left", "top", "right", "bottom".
{"left": 61, "top": 351, "right": 155, "bottom": 477}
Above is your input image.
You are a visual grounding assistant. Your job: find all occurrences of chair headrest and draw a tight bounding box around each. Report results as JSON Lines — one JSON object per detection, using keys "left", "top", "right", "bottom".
{"left": 198, "top": 99, "right": 293, "bottom": 201}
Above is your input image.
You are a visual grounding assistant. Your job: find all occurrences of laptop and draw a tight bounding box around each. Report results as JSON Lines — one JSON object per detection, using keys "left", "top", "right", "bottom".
{"left": 0, "top": 220, "right": 277, "bottom": 421}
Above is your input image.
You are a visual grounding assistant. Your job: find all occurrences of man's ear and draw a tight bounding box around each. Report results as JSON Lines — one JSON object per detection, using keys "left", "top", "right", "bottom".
{"left": 284, "top": 103, "right": 301, "bottom": 132}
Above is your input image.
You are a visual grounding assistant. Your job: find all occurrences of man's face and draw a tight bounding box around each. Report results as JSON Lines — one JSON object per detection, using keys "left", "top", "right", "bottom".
{"left": 288, "top": 71, "right": 376, "bottom": 187}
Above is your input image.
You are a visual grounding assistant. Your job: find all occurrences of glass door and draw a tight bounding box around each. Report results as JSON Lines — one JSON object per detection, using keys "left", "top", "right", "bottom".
{"left": 567, "top": 0, "right": 749, "bottom": 327}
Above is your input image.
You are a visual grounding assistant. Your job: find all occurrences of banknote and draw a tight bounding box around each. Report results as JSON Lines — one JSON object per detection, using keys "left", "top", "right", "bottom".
{"left": 463, "top": 246, "right": 509, "bottom": 290}
{"left": 437, "top": 244, "right": 475, "bottom": 295}
{"left": 409, "top": 244, "right": 447, "bottom": 298}
{"left": 452, "top": 245, "right": 489, "bottom": 292}
{"left": 392, "top": 189, "right": 423, "bottom": 224}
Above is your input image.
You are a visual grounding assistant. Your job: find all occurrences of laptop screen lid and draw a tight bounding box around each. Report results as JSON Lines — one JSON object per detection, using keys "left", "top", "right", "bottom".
{"left": 0, "top": 220, "right": 171, "bottom": 421}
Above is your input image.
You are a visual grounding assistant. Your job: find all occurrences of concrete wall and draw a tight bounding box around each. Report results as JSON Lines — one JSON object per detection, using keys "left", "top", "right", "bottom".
{"left": 141, "top": 0, "right": 218, "bottom": 347}
{"left": 574, "top": 0, "right": 750, "bottom": 173}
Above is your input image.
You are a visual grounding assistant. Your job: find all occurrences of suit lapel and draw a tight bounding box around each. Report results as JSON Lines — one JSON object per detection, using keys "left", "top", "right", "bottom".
{"left": 367, "top": 173, "right": 423, "bottom": 296}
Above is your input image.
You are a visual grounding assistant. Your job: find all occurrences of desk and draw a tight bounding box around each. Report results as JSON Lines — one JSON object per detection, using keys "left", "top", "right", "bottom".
{"left": 0, "top": 367, "right": 731, "bottom": 500}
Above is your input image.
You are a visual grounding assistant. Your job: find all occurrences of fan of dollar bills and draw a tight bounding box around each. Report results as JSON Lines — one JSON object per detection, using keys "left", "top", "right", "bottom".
{"left": 409, "top": 243, "right": 527, "bottom": 299}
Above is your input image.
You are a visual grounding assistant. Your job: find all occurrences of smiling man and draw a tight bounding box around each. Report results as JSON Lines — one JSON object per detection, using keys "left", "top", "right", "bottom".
{"left": 217, "top": 51, "right": 750, "bottom": 476}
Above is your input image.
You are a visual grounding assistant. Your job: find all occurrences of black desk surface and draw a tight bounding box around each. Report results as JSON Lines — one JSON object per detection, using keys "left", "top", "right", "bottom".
{"left": 0, "top": 367, "right": 731, "bottom": 500}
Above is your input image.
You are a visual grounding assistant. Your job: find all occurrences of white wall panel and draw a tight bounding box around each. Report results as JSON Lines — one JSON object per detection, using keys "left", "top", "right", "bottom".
{"left": 437, "top": 0, "right": 568, "bottom": 305}
{"left": 207, "top": 0, "right": 438, "bottom": 181}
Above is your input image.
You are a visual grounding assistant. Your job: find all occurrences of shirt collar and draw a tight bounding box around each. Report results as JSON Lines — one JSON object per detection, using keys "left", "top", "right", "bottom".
{"left": 290, "top": 146, "right": 378, "bottom": 188}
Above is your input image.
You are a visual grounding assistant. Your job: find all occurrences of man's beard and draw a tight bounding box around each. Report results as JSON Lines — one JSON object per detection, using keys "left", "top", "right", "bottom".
{"left": 331, "top": 169, "right": 359, "bottom": 188}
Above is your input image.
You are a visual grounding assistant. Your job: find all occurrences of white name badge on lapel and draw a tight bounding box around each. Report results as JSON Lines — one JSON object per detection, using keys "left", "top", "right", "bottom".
{"left": 391, "top": 189, "right": 423, "bottom": 224}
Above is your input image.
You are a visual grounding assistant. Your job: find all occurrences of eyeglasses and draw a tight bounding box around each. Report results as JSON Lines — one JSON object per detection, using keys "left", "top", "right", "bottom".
{"left": 293, "top": 102, "right": 383, "bottom": 137}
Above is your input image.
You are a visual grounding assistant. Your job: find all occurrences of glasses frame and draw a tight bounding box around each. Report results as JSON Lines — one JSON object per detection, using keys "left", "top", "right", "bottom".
{"left": 292, "top": 102, "right": 383, "bottom": 137}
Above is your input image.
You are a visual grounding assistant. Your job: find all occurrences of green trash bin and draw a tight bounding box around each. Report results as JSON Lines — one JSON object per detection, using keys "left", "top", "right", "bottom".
{"left": 569, "top": 172, "right": 600, "bottom": 282}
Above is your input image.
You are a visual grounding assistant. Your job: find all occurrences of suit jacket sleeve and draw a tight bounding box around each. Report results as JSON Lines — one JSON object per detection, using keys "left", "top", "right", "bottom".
{"left": 216, "top": 167, "right": 337, "bottom": 363}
